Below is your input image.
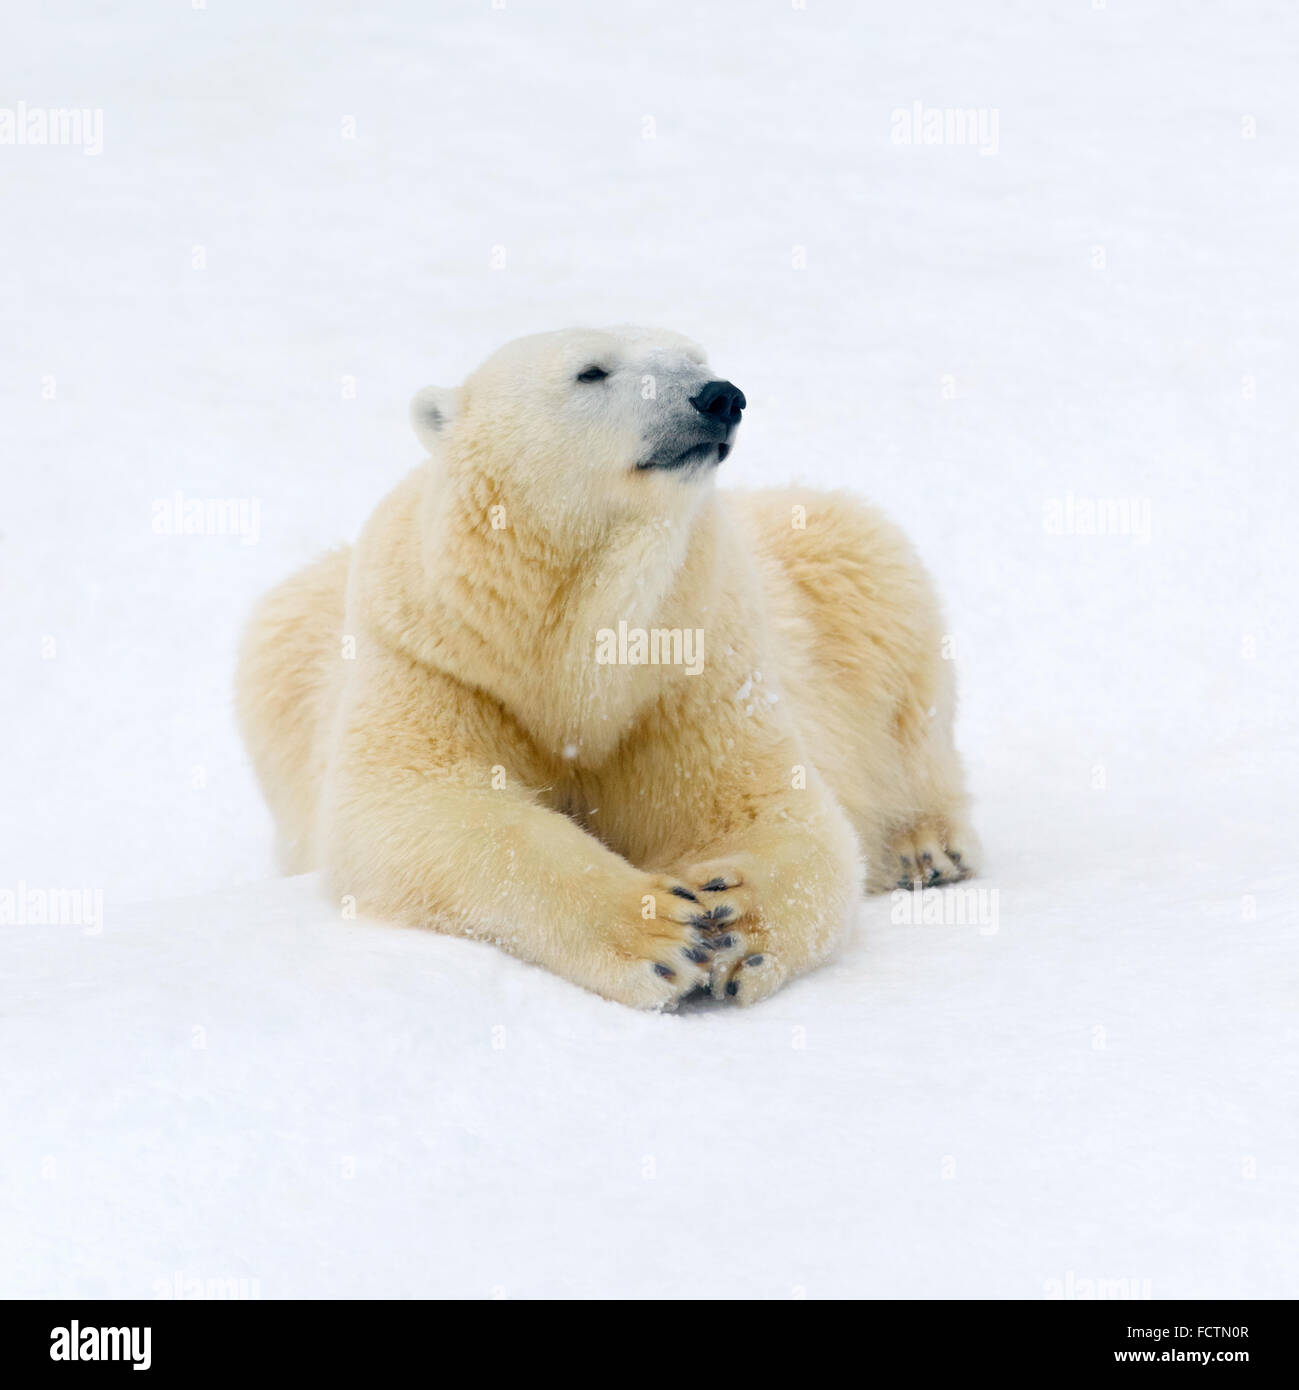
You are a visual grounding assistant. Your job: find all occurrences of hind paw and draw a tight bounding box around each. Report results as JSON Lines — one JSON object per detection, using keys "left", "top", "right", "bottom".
{"left": 886, "top": 819, "right": 979, "bottom": 890}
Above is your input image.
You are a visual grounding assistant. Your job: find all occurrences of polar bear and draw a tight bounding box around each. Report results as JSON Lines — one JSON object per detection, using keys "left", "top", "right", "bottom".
{"left": 235, "top": 326, "right": 978, "bottom": 1009}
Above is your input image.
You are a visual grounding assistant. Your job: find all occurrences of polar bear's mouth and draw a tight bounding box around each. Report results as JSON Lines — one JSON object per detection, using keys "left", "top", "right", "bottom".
{"left": 638, "top": 438, "right": 731, "bottom": 473}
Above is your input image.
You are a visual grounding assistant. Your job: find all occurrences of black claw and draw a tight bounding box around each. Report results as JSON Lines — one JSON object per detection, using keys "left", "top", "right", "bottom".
{"left": 725, "top": 980, "right": 739, "bottom": 996}
{"left": 691, "top": 905, "right": 735, "bottom": 930}
{"left": 683, "top": 946, "right": 709, "bottom": 964}
{"left": 744, "top": 954, "right": 764, "bottom": 966}
{"left": 715, "top": 934, "right": 735, "bottom": 949}
{"left": 926, "top": 870, "right": 941, "bottom": 885}
{"left": 653, "top": 963, "right": 675, "bottom": 979}
{"left": 949, "top": 851, "right": 962, "bottom": 864}
{"left": 921, "top": 852, "right": 933, "bottom": 865}
{"left": 701, "top": 877, "right": 729, "bottom": 892}
{"left": 670, "top": 886, "right": 699, "bottom": 901}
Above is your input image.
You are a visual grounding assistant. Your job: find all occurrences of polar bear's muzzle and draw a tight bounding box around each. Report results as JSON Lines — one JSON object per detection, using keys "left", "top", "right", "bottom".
{"left": 636, "top": 378, "right": 746, "bottom": 473}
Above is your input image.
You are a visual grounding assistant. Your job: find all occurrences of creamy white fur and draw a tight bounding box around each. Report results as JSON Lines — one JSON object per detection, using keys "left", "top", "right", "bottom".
{"left": 236, "top": 327, "right": 977, "bottom": 1008}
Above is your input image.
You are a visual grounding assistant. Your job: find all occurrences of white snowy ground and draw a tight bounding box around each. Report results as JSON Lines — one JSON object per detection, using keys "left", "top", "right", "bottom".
{"left": 2, "top": 1, "right": 1296, "bottom": 1298}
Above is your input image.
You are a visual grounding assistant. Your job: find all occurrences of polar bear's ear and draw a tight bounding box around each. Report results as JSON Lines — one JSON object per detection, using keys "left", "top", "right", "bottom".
{"left": 410, "top": 386, "right": 458, "bottom": 450}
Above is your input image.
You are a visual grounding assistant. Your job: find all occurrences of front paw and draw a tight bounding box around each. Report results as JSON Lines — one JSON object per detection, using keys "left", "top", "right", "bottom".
{"left": 600, "top": 873, "right": 746, "bottom": 1010}
{"left": 663, "top": 859, "right": 769, "bottom": 1003}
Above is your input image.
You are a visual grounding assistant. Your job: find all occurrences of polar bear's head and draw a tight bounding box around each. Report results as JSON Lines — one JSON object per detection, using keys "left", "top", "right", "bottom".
{"left": 411, "top": 326, "right": 745, "bottom": 521}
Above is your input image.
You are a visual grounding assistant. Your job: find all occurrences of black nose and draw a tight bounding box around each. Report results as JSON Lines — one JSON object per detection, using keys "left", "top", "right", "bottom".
{"left": 690, "top": 380, "right": 746, "bottom": 426}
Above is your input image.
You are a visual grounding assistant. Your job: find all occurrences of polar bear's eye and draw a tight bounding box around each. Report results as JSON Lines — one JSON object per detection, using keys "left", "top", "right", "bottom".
{"left": 575, "top": 366, "right": 609, "bottom": 383}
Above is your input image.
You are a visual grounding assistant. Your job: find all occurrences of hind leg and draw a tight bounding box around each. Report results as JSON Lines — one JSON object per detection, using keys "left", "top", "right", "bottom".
{"left": 738, "top": 488, "right": 980, "bottom": 895}
{"left": 869, "top": 698, "right": 981, "bottom": 892}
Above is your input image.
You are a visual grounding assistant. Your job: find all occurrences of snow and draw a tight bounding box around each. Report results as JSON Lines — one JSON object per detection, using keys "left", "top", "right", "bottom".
{"left": 2, "top": 0, "right": 1296, "bottom": 1297}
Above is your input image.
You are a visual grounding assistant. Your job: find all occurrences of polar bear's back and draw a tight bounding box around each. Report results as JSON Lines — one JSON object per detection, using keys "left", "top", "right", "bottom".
{"left": 235, "top": 545, "right": 352, "bottom": 871}
{"left": 729, "top": 488, "right": 943, "bottom": 666}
